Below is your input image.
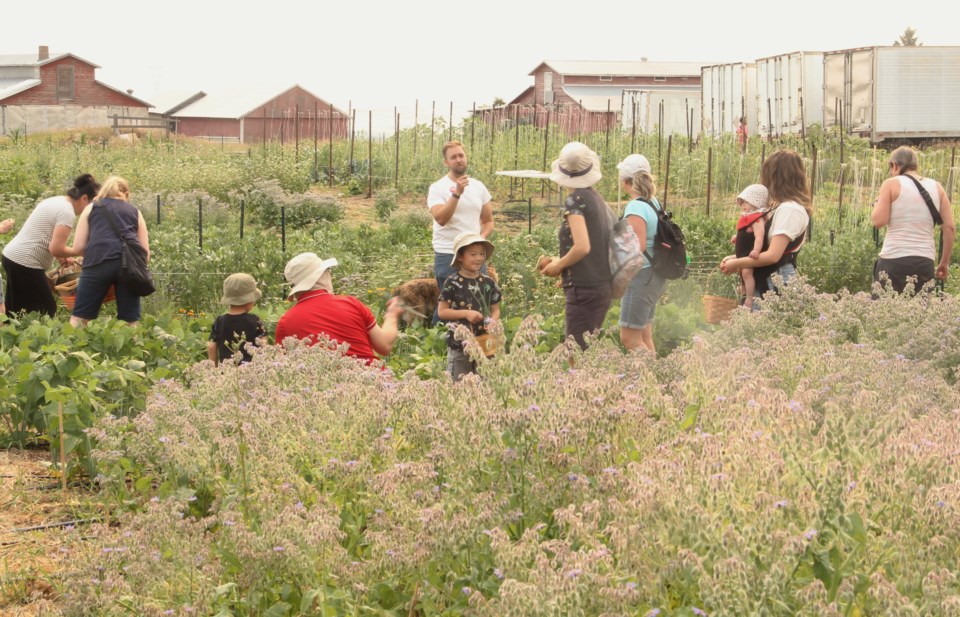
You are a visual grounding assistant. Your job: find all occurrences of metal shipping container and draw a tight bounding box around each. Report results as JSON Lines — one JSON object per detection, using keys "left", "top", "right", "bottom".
{"left": 756, "top": 51, "right": 824, "bottom": 138}
{"left": 700, "top": 62, "right": 757, "bottom": 137}
{"left": 621, "top": 89, "right": 701, "bottom": 137}
{"left": 823, "top": 46, "right": 960, "bottom": 142}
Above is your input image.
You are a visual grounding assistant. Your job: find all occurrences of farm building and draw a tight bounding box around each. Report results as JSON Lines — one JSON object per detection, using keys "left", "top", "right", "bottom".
{"left": 165, "top": 85, "right": 348, "bottom": 144}
{"left": 0, "top": 45, "right": 151, "bottom": 136}
{"left": 481, "top": 60, "right": 706, "bottom": 136}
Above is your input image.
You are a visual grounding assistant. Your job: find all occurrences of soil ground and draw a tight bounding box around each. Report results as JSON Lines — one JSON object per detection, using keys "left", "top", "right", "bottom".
{"left": 0, "top": 447, "right": 92, "bottom": 616}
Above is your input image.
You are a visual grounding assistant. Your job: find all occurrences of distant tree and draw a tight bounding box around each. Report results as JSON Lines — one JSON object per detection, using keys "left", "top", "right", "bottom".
{"left": 894, "top": 26, "right": 921, "bottom": 46}
{"left": 492, "top": 97, "right": 506, "bottom": 107}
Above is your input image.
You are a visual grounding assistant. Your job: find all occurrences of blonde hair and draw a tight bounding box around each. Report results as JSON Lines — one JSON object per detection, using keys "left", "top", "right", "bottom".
{"left": 624, "top": 170, "right": 657, "bottom": 200}
{"left": 95, "top": 176, "right": 131, "bottom": 201}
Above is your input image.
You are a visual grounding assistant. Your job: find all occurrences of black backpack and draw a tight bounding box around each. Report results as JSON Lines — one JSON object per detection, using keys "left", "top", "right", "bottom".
{"left": 639, "top": 199, "right": 688, "bottom": 280}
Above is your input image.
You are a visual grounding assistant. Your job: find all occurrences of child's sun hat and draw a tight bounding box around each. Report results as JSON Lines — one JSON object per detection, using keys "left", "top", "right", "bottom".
{"left": 221, "top": 273, "right": 262, "bottom": 305}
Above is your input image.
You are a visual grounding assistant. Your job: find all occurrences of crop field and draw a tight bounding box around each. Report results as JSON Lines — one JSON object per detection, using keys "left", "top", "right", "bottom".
{"left": 1, "top": 126, "right": 959, "bottom": 616}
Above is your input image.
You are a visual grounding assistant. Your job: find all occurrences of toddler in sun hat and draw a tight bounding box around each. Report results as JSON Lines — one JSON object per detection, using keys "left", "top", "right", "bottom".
{"left": 732, "top": 183, "right": 770, "bottom": 308}
{"left": 207, "top": 273, "right": 266, "bottom": 366}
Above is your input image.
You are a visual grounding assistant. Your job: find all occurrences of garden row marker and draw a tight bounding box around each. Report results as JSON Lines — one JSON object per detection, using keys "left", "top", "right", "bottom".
{"left": 662, "top": 135, "right": 672, "bottom": 208}
{"left": 706, "top": 147, "right": 713, "bottom": 216}
{"left": 367, "top": 111, "right": 373, "bottom": 198}
{"left": 58, "top": 402, "right": 66, "bottom": 494}
{"left": 395, "top": 110, "right": 400, "bottom": 189}
{"left": 313, "top": 102, "right": 318, "bottom": 183}
{"left": 329, "top": 103, "right": 334, "bottom": 187}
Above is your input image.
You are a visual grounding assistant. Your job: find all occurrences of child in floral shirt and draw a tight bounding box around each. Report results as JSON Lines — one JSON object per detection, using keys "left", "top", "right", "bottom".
{"left": 438, "top": 232, "right": 501, "bottom": 381}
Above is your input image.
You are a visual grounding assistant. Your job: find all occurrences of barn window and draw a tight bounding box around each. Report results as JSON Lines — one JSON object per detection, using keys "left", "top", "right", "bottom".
{"left": 57, "top": 66, "right": 75, "bottom": 101}
{"left": 654, "top": 75, "right": 667, "bottom": 82}
{"left": 599, "top": 75, "right": 612, "bottom": 82}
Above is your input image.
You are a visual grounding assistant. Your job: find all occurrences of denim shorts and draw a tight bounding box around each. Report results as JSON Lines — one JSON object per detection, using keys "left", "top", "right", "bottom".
{"left": 751, "top": 263, "right": 796, "bottom": 311}
{"left": 72, "top": 257, "right": 142, "bottom": 322}
{"left": 619, "top": 267, "right": 667, "bottom": 329}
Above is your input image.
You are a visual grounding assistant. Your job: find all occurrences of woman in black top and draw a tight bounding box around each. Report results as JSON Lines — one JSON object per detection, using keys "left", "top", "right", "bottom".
{"left": 64, "top": 176, "right": 150, "bottom": 327}
{"left": 540, "top": 142, "right": 613, "bottom": 350}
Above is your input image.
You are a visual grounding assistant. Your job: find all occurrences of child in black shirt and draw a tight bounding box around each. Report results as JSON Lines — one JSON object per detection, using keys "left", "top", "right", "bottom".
{"left": 207, "top": 273, "right": 266, "bottom": 366}
{"left": 438, "top": 232, "right": 501, "bottom": 381}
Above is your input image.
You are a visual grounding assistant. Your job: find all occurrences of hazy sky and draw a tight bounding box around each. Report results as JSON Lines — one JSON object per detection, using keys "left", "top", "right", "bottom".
{"left": 5, "top": 0, "right": 956, "bottom": 132}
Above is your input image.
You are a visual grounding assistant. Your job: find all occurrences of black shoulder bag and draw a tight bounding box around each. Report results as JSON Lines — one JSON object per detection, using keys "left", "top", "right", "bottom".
{"left": 97, "top": 203, "right": 156, "bottom": 297}
{"left": 902, "top": 174, "right": 943, "bottom": 225}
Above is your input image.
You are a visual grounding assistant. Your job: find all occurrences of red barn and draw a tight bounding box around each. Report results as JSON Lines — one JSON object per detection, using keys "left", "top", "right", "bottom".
{"left": 0, "top": 45, "right": 150, "bottom": 135}
{"left": 168, "top": 85, "right": 348, "bottom": 144}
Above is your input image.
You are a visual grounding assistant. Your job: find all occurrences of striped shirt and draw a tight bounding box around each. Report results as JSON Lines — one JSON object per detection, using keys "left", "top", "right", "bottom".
{"left": 2, "top": 196, "right": 76, "bottom": 270}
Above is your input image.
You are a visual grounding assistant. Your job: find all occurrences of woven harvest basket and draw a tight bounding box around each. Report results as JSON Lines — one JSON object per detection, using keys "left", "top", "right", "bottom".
{"left": 54, "top": 278, "right": 116, "bottom": 310}
{"left": 473, "top": 333, "right": 499, "bottom": 357}
{"left": 702, "top": 295, "right": 738, "bottom": 325}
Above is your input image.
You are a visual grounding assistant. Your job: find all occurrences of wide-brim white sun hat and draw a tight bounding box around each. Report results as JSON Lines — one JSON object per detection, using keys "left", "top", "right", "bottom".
{"left": 284, "top": 253, "right": 338, "bottom": 300}
{"left": 616, "top": 153, "right": 652, "bottom": 179}
{"left": 549, "top": 142, "right": 602, "bottom": 189}
{"left": 737, "top": 184, "right": 770, "bottom": 211}
{"left": 450, "top": 231, "right": 495, "bottom": 266}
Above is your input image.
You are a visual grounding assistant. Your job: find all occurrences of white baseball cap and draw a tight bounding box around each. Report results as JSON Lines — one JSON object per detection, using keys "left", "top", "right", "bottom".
{"left": 616, "top": 154, "right": 652, "bottom": 179}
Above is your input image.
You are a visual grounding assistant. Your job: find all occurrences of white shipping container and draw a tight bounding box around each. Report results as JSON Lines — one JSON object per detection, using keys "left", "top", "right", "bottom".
{"left": 823, "top": 46, "right": 960, "bottom": 142}
{"left": 755, "top": 51, "right": 824, "bottom": 137}
{"left": 621, "top": 89, "right": 701, "bottom": 137}
{"left": 700, "top": 63, "right": 757, "bottom": 137}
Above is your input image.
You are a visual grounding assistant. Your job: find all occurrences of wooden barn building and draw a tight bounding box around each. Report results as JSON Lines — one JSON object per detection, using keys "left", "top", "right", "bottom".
{"left": 0, "top": 45, "right": 151, "bottom": 136}
{"left": 481, "top": 60, "right": 705, "bottom": 136}
{"left": 165, "top": 85, "right": 348, "bottom": 144}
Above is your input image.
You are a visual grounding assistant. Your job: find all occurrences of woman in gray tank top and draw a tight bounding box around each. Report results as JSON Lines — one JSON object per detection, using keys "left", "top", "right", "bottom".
{"left": 871, "top": 146, "right": 955, "bottom": 293}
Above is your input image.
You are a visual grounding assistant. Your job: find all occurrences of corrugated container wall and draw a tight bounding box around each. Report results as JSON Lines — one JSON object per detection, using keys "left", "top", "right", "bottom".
{"left": 825, "top": 46, "right": 960, "bottom": 142}
{"left": 621, "top": 89, "right": 701, "bottom": 136}
{"left": 756, "top": 51, "right": 824, "bottom": 137}
{"left": 700, "top": 63, "right": 757, "bottom": 136}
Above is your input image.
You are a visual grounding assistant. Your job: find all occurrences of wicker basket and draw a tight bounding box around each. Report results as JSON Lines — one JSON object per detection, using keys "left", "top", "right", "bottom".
{"left": 473, "top": 333, "right": 499, "bottom": 357}
{"left": 54, "top": 278, "right": 116, "bottom": 310}
{"left": 702, "top": 295, "right": 738, "bottom": 325}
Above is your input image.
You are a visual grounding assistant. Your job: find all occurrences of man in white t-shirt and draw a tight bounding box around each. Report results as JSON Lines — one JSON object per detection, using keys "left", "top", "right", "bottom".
{"left": 426, "top": 141, "right": 494, "bottom": 321}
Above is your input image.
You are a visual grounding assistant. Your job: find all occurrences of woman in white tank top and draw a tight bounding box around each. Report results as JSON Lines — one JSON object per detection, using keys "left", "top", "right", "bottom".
{"left": 871, "top": 146, "right": 955, "bottom": 293}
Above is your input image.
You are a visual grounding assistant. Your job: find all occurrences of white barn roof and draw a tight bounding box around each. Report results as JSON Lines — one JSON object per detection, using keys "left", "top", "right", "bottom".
{"left": 0, "top": 52, "right": 100, "bottom": 68}
{"left": 0, "top": 78, "right": 40, "bottom": 100}
{"left": 534, "top": 60, "right": 708, "bottom": 78}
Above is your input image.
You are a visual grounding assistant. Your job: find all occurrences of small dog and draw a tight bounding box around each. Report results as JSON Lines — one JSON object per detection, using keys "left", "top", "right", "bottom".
{"left": 395, "top": 265, "right": 498, "bottom": 327}
{"left": 395, "top": 278, "right": 440, "bottom": 326}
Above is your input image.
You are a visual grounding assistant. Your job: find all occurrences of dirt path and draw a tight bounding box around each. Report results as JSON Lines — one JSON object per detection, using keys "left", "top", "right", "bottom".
{"left": 0, "top": 448, "right": 96, "bottom": 617}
